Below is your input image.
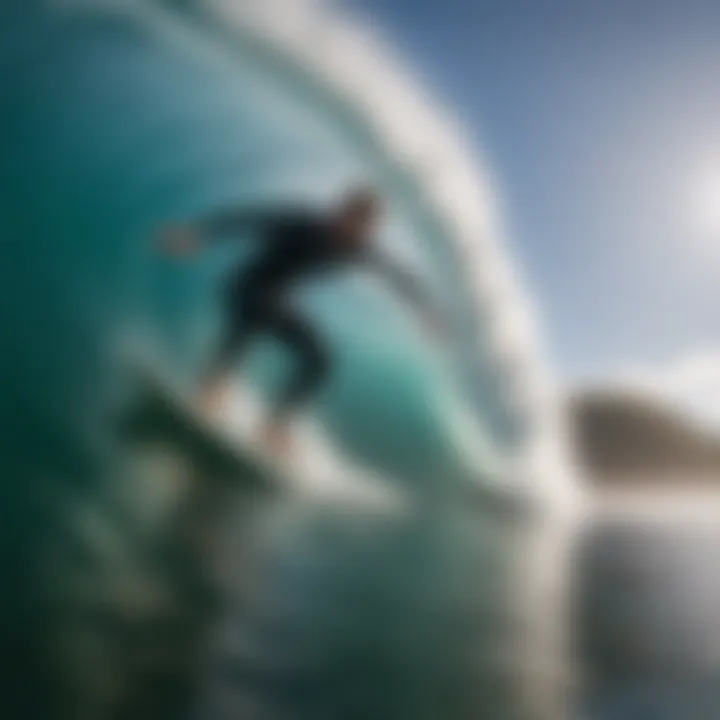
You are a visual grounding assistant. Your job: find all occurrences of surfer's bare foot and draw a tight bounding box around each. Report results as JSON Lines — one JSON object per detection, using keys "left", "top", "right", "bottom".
{"left": 261, "top": 419, "right": 294, "bottom": 461}
{"left": 198, "top": 374, "right": 230, "bottom": 420}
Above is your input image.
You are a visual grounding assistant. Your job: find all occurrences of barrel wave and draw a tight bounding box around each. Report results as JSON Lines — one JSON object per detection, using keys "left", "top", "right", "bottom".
{"left": 0, "top": 2, "right": 573, "bottom": 720}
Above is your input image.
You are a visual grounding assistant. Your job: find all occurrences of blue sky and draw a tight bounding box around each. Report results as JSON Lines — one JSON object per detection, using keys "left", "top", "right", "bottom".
{"left": 347, "top": 0, "right": 720, "bottom": 397}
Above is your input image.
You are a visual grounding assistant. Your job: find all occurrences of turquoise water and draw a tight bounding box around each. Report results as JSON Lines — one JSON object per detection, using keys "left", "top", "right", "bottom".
{"left": 0, "top": 3, "right": 545, "bottom": 719}
{"left": 1, "top": 0, "right": 517, "bottom": 486}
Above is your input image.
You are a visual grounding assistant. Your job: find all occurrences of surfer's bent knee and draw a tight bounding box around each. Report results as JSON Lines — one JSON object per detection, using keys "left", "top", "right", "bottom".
{"left": 274, "top": 340, "right": 332, "bottom": 419}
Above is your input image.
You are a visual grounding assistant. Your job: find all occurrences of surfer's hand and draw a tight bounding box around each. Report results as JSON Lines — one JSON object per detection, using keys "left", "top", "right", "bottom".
{"left": 159, "top": 224, "right": 201, "bottom": 257}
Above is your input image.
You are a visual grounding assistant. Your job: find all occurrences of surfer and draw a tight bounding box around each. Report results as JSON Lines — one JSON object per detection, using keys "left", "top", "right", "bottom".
{"left": 159, "top": 187, "right": 441, "bottom": 457}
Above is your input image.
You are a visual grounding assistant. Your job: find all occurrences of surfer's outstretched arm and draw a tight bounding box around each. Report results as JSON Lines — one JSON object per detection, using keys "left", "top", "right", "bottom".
{"left": 159, "top": 205, "right": 302, "bottom": 256}
{"left": 367, "top": 251, "right": 444, "bottom": 338}
{"left": 195, "top": 206, "right": 292, "bottom": 239}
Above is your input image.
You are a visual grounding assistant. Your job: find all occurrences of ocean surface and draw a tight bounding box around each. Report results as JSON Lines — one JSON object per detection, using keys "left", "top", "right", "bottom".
{"left": 583, "top": 490, "right": 720, "bottom": 720}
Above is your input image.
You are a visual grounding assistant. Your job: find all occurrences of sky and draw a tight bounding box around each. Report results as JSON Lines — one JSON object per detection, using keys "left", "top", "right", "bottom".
{"left": 345, "top": 0, "right": 720, "bottom": 419}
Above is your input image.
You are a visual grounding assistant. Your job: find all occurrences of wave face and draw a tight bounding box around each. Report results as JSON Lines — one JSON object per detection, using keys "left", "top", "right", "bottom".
{"left": 2, "top": 0, "right": 548, "bottom": 479}
{"left": 0, "top": 2, "right": 571, "bottom": 720}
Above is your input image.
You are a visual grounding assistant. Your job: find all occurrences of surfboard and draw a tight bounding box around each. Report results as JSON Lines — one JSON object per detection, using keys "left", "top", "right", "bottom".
{"left": 118, "top": 368, "right": 282, "bottom": 494}
{"left": 116, "top": 366, "right": 404, "bottom": 510}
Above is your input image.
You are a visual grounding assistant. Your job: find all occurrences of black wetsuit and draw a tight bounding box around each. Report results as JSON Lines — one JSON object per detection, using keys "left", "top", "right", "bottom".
{"left": 200, "top": 206, "right": 426, "bottom": 418}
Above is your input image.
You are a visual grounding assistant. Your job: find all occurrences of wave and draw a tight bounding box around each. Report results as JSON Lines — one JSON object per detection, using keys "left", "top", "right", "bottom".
{"left": 0, "top": 2, "right": 577, "bottom": 718}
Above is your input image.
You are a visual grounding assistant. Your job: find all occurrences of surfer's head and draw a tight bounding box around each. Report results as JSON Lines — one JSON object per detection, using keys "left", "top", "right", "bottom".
{"left": 334, "top": 185, "right": 384, "bottom": 244}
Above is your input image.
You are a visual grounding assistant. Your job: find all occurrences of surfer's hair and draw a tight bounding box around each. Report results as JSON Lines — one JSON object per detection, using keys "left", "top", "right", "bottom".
{"left": 340, "top": 185, "right": 383, "bottom": 218}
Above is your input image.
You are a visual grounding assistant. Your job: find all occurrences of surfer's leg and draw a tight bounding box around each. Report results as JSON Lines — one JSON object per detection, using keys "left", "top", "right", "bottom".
{"left": 262, "top": 305, "right": 331, "bottom": 456}
{"left": 274, "top": 311, "right": 330, "bottom": 416}
{"left": 199, "top": 312, "right": 251, "bottom": 417}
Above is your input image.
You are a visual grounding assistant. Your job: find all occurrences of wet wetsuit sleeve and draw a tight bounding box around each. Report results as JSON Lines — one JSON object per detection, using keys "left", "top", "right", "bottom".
{"left": 196, "top": 206, "right": 305, "bottom": 241}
